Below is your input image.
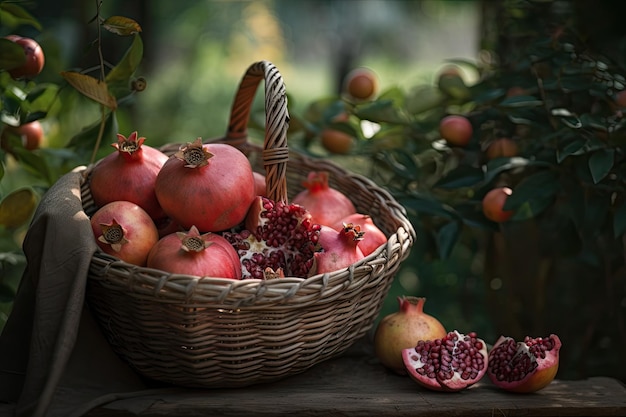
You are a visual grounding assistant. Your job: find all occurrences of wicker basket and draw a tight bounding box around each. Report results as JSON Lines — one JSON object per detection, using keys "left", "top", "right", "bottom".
{"left": 80, "top": 60, "right": 415, "bottom": 388}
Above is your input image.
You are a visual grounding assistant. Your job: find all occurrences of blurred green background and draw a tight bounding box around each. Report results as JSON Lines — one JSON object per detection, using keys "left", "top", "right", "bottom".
{"left": 1, "top": 0, "right": 626, "bottom": 384}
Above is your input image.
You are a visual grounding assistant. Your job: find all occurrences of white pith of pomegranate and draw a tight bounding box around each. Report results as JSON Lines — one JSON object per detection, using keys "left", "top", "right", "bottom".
{"left": 487, "top": 334, "right": 561, "bottom": 393}
{"left": 222, "top": 196, "right": 321, "bottom": 279}
{"left": 89, "top": 131, "right": 169, "bottom": 220}
{"left": 374, "top": 296, "right": 447, "bottom": 375}
{"left": 292, "top": 171, "right": 356, "bottom": 227}
{"left": 308, "top": 224, "right": 365, "bottom": 276}
{"left": 332, "top": 213, "right": 387, "bottom": 257}
{"left": 402, "top": 330, "right": 488, "bottom": 392}
{"left": 90, "top": 200, "right": 159, "bottom": 267}
{"left": 154, "top": 138, "right": 256, "bottom": 232}
{"left": 146, "top": 225, "right": 242, "bottom": 279}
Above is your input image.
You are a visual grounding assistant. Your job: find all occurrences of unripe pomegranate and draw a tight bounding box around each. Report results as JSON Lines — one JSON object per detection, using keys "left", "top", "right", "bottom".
{"left": 374, "top": 296, "right": 447, "bottom": 374}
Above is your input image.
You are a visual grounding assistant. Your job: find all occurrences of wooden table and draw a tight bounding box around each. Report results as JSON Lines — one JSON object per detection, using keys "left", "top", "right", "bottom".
{"left": 89, "top": 338, "right": 626, "bottom": 417}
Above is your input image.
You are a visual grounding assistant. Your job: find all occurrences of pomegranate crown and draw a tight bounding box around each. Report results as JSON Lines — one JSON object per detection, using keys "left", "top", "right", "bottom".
{"left": 112, "top": 131, "right": 146, "bottom": 154}
{"left": 175, "top": 138, "right": 214, "bottom": 168}
{"left": 176, "top": 225, "right": 213, "bottom": 253}
{"left": 301, "top": 171, "right": 331, "bottom": 193}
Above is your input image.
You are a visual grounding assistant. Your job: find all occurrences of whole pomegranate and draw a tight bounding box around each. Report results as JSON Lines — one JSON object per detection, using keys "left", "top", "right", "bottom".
{"left": 487, "top": 334, "right": 561, "bottom": 393}
{"left": 223, "top": 196, "right": 321, "bottom": 279}
{"left": 89, "top": 131, "right": 169, "bottom": 221}
{"left": 343, "top": 67, "right": 378, "bottom": 101}
{"left": 292, "top": 171, "right": 356, "bottom": 228}
{"left": 154, "top": 138, "right": 256, "bottom": 232}
{"left": 5, "top": 35, "right": 45, "bottom": 79}
{"left": 1, "top": 120, "right": 44, "bottom": 152}
{"left": 147, "top": 225, "right": 242, "bottom": 279}
{"left": 90, "top": 200, "right": 159, "bottom": 266}
{"left": 374, "top": 296, "right": 447, "bottom": 374}
{"left": 482, "top": 187, "right": 514, "bottom": 223}
{"left": 308, "top": 224, "right": 364, "bottom": 276}
{"left": 402, "top": 330, "right": 488, "bottom": 391}
{"left": 332, "top": 213, "right": 387, "bottom": 256}
{"left": 439, "top": 115, "right": 473, "bottom": 147}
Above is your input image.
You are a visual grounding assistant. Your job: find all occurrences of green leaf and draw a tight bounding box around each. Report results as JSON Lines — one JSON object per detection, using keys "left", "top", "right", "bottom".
{"left": 0, "top": 188, "right": 38, "bottom": 228}
{"left": 0, "top": 39, "right": 26, "bottom": 70}
{"left": 61, "top": 71, "right": 117, "bottom": 110}
{"left": 354, "top": 100, "right": 409, "bottom": 124}
{"left": 0, "top": 3, "right": 42, "bottom": 30}
{"left": 436, "top": 221, "right": 461, "bottom": 259}
{"left": 376, "top": 149, "right": 419, "bottom": 180}
{"left": 557, "top": 138, "right": 585, "bottom": 163}
{"left": 397, "top": 194, "right": 459, "bottom": 220}
{"left": 613, "top": 201, "right": 626, "bottom": 239}
{"left": 483, "top": 156, "right": 536, "bottom": 185}
{"left": 105, "top": 34, "right": 144, "bottom": 91}
{"left": 0, "top": 282, "right": 16, "bottom": 303}
{"left": 405, "top": 85, "right": 445, "bottom": 115}
{"left": 504, "top": 170, "right": 559, "bottom": 219}
{"left": 434, "top": 164, "right": 484, "bottom": 189}
{"left": 498, "top": 95, "right": 543, "bottom": 108}
{"left": 67, "top": 112, "right": 118, "bottom": 157}
{"left": 102, "top": 16, "right": 142, "bottom": 35}
{"left": 588, "top": 149, "right": 614, "bottom": 184}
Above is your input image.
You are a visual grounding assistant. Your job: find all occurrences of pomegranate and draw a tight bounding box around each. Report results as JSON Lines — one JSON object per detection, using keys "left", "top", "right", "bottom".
{"left": 89, "top": 131, "right": 169, "bottom": 220}
{"left": 374, "top": 296, "right": 447, "bottom": 374}
{"left": 332, "top": 213, "right": 387, "bottom": 256}
{"left": 487, "top": 334, "right": 561, "bottom": 393}
{"left": 223, "top": 196, "right": 321, "bottom": 279}
{"left": 147, "top": 225, "right": 242, "bottom": 279}
{"left": 253, "top": 171, "right": 267, "bottom": 196}
{"left": 308, "top": 224, "right": 364, "bottom": 276}
{"left": 292, "top": 171, "right": 356, "bottom": 227}
{"left": 5, "top": 35, "right": 45, "bottom": 79}
{"left": 402, "top": 330, "right": 488, "bottom": 392}
{"left": 154, "top": 138, "right": 256, "bottom": 232}
{"left": 90, "top": 200, "right": 159, "bottom": 266}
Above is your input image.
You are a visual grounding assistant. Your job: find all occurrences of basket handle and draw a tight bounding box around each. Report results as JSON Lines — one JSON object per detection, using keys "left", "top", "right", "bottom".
{"left": 224, "top": 60, "right": 290, "bottom": 204}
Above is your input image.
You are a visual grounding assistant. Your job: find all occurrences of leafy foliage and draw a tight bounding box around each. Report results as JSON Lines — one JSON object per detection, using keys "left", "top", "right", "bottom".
{"left": 291, "top": 25, "right": 626, "bottom": 381}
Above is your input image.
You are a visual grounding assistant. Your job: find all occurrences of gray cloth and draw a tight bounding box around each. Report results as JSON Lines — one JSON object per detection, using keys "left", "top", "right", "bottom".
{"left": 0, "top": 167, "right": 170, "bottom": 417}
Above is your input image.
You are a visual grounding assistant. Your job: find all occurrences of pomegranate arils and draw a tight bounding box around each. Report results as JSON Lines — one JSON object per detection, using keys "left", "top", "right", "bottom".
{"left": 224, "top": 196, "right": 321, "bottom": 279}
{"left": 402, "top": 330, "right": 488, "bottom": 391}
{"left": 487, "top": 334, "right": 561, "bottom": 392}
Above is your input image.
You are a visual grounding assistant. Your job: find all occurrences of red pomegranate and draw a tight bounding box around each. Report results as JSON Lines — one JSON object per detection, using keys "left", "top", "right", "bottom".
{"left": 253, "top": 171, "right": 267, "bottom": 196}
{"left": 374, "top": 296, "right": 447, "bottom": 374}
{"left": 402, "top": 330, "right": 488, "bottom": 391}
{"left": 487, "top": 334, "right": 561, "bottom": 393}
{"left": 147, "top": 225, "right": 242, "bottom": 279}
{"left": 154, "top": 138, "right": 256, "bottom": 232}
{"left": 292, "top": 171, "right": 356, "bottom": 227}
{"left": 332, "top": 213, "right": 387, "bottom": 256}
{"left": 222, "top": 196, "right": 321, "bottom": 279}
{"left": 89, "top": 131, "right": 169, "bottom": 220}
{"left": 90, "top": 200, "right": 159, "bottom": 266}
{"left": 308, "top": 224, "right": 364, "bottom": 276}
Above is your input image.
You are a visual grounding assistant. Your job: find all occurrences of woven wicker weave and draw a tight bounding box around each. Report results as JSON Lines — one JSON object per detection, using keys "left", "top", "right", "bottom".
{"left": 80, "top": 61, "right": 415, "bottom": 388}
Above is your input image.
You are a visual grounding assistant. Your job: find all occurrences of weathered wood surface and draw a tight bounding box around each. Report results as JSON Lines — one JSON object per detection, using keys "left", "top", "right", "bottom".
{"left": 89, "top": 340, "right": 626, "bottom": 417}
